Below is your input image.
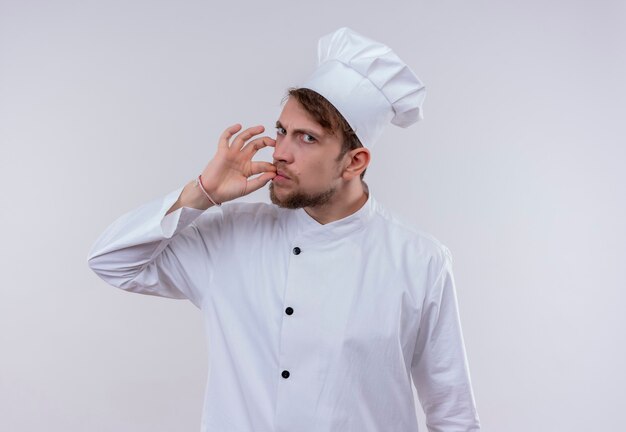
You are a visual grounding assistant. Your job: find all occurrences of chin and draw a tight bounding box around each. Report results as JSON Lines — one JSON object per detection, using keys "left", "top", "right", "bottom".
{"left": 269, "top": 182, "right": 335, "bottom": 209}
{"left": 268, "top": 183, "right": 290, "bottom": 207}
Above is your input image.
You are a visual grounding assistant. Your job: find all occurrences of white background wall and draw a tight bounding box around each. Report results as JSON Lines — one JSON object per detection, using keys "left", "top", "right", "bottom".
{"left": 1, "top": 1, "right": 624, "bottom": 431}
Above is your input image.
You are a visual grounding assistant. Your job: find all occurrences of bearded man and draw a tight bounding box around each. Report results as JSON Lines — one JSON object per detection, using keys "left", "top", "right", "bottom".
{"left": 88, "top": 27, "right": 481, "bottom": 432}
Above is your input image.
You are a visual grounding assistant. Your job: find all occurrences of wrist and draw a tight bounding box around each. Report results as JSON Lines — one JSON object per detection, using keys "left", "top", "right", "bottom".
{"left": 195, "top": 175, "right": 222, "bottom": 207}
{"left": 174, "top": 179, "right": 212, "bottom": 211}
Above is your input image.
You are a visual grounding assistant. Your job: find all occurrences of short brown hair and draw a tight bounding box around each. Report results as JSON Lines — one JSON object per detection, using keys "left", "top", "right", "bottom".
{"left": 283, "top": 87, "right": 366, "bottom": 179}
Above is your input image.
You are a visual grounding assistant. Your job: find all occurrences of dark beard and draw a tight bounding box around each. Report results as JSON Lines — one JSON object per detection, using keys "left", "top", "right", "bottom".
{"left": 269, "top": 182, "right": 336, "bottom": 209}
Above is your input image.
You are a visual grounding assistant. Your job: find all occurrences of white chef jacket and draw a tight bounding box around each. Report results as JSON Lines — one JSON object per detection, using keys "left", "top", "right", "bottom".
{"left": 87, "top": 184, "right": 481, "bottom": 432}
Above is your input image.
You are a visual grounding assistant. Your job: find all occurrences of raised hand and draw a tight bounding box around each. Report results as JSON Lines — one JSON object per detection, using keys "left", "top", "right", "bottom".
{"left": 199, "top": 124, "right": 277, "bottom": 204}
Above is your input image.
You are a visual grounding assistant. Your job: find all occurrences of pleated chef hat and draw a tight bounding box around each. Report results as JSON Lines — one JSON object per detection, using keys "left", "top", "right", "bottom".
{"left": 300, "top": 27, "right": 426, "bottom": 148}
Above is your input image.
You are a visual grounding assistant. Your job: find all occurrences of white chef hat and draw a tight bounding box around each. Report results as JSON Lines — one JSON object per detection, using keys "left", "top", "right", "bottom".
{"left": 299, "top": 27, "right": 426, "bottom": 148}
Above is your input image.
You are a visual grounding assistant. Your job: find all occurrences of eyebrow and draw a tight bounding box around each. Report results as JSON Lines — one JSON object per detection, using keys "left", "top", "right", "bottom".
{"left": 275, "top": 120, "right": 324, "bottom": 138}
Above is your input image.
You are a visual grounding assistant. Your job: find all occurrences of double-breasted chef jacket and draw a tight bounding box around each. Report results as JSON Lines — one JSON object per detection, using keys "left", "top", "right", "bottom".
{"left": 87, "top": 183, "right": 481, "bottom": 432}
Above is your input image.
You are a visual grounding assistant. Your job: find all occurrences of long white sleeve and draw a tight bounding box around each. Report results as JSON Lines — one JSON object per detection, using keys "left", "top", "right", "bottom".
{"left": 86, "top": 185, "right": 220, "bottom": 309}
{"left": 411, "top": 248, "right": 481, "bottom": 432}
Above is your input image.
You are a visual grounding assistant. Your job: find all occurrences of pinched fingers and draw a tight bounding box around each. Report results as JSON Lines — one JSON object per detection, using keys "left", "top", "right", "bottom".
{"left": 248, "top": 161, "right": 276, "bottom": 176}
{"left": 245, "top": 171, "right": 277, "bottom": 194}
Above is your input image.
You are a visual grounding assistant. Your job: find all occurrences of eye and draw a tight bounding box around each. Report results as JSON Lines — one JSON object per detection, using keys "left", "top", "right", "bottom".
{"left": 275, "top": 126, "right": 286, "bottom": 136}
{"left": 302, "top": 134, "right": 317, "bottom": 143}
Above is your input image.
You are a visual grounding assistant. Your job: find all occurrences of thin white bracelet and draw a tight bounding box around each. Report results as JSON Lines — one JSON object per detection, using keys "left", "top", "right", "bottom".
{"left": 195, "top": 175, "right": 222, "bottom": 207}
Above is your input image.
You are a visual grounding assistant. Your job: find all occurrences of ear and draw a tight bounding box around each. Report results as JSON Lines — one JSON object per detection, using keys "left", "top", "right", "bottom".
{"left": 341, "top": 147, "right": 370, "bottom": 180}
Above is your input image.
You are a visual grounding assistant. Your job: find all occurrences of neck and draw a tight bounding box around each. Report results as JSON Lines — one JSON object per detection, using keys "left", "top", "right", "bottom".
{"left": 304, "top": 180, "right": 369, "bottom": 225}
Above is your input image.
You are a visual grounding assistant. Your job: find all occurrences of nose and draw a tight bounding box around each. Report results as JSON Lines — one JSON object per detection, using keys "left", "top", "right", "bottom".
{"left": 272, "top": 135, "right": 294, "bottom": 164}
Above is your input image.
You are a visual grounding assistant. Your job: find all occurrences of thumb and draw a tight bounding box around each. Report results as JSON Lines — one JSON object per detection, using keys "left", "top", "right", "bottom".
{"left": 245, "top": 171, "right": 277, "bottom": 194}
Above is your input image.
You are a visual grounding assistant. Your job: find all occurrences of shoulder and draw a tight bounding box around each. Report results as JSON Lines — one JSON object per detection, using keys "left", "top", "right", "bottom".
{"left": 221, "top": 200, "right": 283, "bottom": 219}
{"left": 368, "top": 197, "right": 453, "bottom": 268}
{"left": 192, "top": 200, "right": 291, "bottom": 247}
{"left": 193, "top": 200, "right": 284, "bottom": 221}
{"left": 197, "top": 200, "right": 291, "bottom": 232}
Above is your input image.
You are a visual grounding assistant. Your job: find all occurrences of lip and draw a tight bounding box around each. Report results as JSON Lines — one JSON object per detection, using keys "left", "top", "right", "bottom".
{"left": 273, "top": 170, "right": 291, "bottom": 182}
{"left": 273, "top": 174, "right": 290, "bottom": 182}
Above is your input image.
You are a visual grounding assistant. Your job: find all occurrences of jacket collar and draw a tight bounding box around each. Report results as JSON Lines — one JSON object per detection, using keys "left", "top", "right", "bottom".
{"left": 292, "top": 191, "right": 376, "bottom": 243}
